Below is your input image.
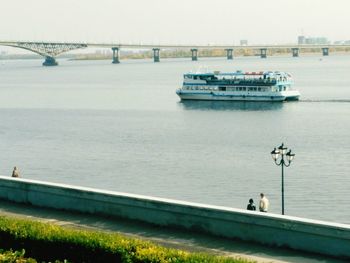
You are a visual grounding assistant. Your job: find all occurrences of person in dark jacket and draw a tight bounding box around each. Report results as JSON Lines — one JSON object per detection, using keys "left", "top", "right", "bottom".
{"left": 247, "top": 198, "right": 256, "bottom": 211}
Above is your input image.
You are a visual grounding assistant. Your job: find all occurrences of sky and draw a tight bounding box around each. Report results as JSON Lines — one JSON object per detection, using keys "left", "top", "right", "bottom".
{"left": 0, "top": 0, "right": 350, "bottom": 45}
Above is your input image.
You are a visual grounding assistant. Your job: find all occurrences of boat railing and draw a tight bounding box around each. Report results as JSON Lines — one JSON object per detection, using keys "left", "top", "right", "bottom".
{"left": 211, "top": 79, "right": 277, "bottom": 86}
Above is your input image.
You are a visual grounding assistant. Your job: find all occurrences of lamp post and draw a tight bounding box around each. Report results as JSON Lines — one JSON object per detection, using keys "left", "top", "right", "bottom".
{"left": 271, "top": 143, "right": 295, "bottom": 215}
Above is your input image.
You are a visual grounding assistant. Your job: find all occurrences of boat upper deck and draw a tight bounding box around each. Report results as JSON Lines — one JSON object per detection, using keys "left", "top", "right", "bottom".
{"left": 183, "top": 71, "right": 292, "bottom": 86}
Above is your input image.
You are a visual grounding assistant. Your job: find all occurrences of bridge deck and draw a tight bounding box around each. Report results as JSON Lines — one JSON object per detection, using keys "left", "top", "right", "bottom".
{"left": 2, "top": 41, "right": 350, "bottom": 49}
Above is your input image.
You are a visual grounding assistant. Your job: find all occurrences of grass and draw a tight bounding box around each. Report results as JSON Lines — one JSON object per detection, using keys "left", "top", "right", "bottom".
{"left": 0, "top": 216, "right": 255, "bottom": 263}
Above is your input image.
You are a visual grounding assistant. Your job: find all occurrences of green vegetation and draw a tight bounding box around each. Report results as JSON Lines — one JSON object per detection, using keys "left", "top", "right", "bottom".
{"left": 0, "top": 249, "right": 36, "bottom": 262}
{"left": 72, "top": 46, "right": 350, "bottom": 61}
{"left": 0, "top": 216, "right": 254, "bottom": 263}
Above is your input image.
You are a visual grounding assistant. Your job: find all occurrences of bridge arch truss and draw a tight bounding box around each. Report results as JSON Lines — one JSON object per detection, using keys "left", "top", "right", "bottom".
{"left": 4, "top": 42, "right": 87, "bottom": 57}
{"left": 0, "top": 41, "right": 88, "bottom": 65}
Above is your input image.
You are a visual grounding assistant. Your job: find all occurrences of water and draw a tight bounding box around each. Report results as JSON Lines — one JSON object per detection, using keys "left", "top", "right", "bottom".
{"left": 0, "top": 55, "right": 349, "bottom": 224}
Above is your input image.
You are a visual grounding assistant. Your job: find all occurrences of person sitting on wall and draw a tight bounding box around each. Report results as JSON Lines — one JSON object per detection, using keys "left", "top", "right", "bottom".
{"left": 247, "top": 198, "right": 256, "bottom": 211}
{"left": 12, "top": 166, "right": 20, "bottom": 178}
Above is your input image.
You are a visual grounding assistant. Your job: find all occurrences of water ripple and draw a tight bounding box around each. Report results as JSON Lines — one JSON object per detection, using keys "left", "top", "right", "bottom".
{"left": 300, "top": 99, "right": 350, "bottom": 103}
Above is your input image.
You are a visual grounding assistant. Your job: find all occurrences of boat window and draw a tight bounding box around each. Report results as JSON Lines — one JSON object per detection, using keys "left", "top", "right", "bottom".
{"left": 258, "top": 87, "right": 261, "bottom": 91}
{"left": 243, "top": 87, "right": 246, "bottom": 91}
{"left": 219, "top": 86, "right": 226, "bottom": 91}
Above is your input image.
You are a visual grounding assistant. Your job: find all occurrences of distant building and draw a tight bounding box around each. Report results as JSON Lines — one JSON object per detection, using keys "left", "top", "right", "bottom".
{"left": 298, "top": 36, "right": 306, "bottom": 44}
{"left": 333, "top": 40, "right": 350, "bottom": 45}
{"left": 298, "top": 36, "right": 329, "bottom": 45}
{"left": 305, "top": 37, "right": 329, "bottom": 44}
{"left": 240, "top": 40, "right": 248, "bottom": 46}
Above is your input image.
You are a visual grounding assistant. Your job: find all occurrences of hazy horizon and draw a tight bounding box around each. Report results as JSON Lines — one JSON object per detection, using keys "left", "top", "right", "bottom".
{"left": 0, "top": 0, "right": 349, "bottom": 45}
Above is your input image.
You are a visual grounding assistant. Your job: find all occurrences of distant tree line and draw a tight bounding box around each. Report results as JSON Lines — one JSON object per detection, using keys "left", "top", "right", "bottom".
{"left": 73, "top": 46, "right": 350, "bottom": 60}
{"left": 2, "top": 47, "right": 350, "bottom": 61}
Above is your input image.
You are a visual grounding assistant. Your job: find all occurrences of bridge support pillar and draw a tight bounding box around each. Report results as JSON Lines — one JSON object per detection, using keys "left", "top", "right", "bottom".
{"left": 191, "top": 49, "right": 198, "bottom": 61}
{"left": 260, "top": 48, "right": 267, "bottom": 58}
{"left": 225, "top": 49, "right": 233, "bottom": 60}
{"left": 43, "top": 56, "right": 58, "bottom": 66}
{"left": 291, "top": 48, "right": 299, "bottom": 57}
{"left": 322, "top": 47, "right": 329, "bottom": 56}
{"left": 112, "top": 47, "right": 120, "bottom": 64}
{"left": 153, "top": 48, "right": 160, "bottom": 62}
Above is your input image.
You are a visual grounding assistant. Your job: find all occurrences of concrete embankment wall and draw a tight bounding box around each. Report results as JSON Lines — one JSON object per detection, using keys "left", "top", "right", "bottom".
{"left": 0, "top": 176, "right": 349, "bottom": 259}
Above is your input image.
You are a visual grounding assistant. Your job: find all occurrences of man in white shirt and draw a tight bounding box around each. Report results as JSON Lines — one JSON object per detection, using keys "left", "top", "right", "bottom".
{"left": 259, "top": 193, "right": 269, "bottom": 212}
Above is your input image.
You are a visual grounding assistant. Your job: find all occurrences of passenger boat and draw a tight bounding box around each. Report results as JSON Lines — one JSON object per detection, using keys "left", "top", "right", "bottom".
{"left": 176, "top": 70, "right": 300, "bottom": 102}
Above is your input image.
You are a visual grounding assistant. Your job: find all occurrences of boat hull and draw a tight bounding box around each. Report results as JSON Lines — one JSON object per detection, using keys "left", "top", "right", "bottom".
{"left": 176, "top": 90, "right": 300, "bottom": 102}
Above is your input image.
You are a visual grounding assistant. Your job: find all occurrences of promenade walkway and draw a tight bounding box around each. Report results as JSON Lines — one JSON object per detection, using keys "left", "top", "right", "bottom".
{"left": 0, "top": 199, "right": 346, "bottom": 263}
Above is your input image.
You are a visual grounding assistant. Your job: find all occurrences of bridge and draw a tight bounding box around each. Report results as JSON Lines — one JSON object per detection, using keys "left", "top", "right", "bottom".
{"left": 1, "top": 40, "right": 350, "bottom": 66}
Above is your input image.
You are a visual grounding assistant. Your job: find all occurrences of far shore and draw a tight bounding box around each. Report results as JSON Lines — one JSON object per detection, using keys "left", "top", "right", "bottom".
{"left": 1, "top": 48, "right": 350, "bottom": 61}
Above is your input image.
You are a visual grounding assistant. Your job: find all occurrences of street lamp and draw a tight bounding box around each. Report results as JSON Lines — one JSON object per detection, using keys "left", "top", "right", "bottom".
{"left": 271, "top": 143, "right": 295, "bottom": 215}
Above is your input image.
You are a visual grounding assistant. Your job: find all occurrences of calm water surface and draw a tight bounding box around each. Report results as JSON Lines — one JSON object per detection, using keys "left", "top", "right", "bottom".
{"left": 0, "top": 55, "right": 349, "bottom": 223}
